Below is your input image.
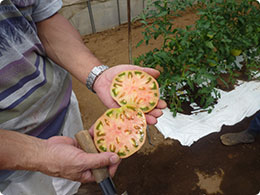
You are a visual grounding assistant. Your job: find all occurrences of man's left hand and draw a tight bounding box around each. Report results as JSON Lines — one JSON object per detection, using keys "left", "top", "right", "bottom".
{"left": 93, "top": 65, "right": 167, "bottom": 125}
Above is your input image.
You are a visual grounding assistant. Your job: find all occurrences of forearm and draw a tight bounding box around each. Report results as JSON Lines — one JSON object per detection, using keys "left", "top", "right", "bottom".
{"left": 36, "top": 13, "right": 102, "bottom": 84}
{"left": 0, "top": 130, "right": 120, "bottom": 182}
{"left": 0, "top": 129, "right": 45, "bottom": 171}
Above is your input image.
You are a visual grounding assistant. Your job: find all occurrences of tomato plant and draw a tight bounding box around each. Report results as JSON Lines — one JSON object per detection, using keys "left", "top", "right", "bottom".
{"left": 135, "top": 0, "right": 260, "bottom": 116}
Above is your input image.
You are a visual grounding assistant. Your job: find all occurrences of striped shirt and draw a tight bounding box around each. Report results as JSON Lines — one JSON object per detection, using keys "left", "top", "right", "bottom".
{"left": 0, "top": 0, "right": 72, "bottom": 181}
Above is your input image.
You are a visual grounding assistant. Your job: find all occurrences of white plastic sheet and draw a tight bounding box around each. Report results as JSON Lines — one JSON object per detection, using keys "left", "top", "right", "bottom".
{"left": 156, "top": 80, "right": 260, "bottom": 146}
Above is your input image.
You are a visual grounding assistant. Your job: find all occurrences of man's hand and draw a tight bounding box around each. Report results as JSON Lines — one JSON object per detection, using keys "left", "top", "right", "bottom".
{"left": 40, "top": 136, "right": 120, "bottom": 183}
{"left": 0, "top": 130, "right": 120, "bottom": 183}
{"left": 93, "top": 65, "right": 167, "bottom": 125}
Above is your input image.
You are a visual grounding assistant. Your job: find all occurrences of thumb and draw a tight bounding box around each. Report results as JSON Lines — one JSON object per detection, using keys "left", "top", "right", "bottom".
{"left": 141, "top": 67, "right": 160, "bottom": 79}
{"left": 85, "top": 152, "right": 120, "bottom": 169}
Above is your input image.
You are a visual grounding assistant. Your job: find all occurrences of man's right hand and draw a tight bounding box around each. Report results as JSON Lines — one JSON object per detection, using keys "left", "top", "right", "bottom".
{"left": 41, "top": 136, "right": 120, "bottom": 183}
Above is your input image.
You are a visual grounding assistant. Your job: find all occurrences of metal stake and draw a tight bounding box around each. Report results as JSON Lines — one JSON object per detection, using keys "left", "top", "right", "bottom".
{"left": 127, "top": 0, "right": 132, "bottom": 64}
{"left": 87, "top": 0, "right": 96, "bottom": 33}
{"left": 116, "top": 0, "right": 121, "bottom": 25}
{"left": 146, "top": 126, "right": 154, "bottom": 146}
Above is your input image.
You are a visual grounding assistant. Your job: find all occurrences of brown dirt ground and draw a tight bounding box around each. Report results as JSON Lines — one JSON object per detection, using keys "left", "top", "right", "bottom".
{"left": 73, "top": 9, "right": 260, "bottom": 195}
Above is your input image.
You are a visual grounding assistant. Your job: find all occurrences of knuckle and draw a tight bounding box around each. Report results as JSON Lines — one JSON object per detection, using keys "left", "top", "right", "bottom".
{"left": 80, "top": 170, "right": 93, "bottom": 183}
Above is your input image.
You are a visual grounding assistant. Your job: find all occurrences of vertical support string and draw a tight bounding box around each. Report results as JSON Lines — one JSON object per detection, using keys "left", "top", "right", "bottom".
{"left": 127, "top": 0, "right": 132, "bottom": 64}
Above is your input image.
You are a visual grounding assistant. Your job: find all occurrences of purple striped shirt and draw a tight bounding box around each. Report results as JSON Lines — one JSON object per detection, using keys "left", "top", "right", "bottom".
{"left": 0, "top": 0, "right": 72, "bottom": 182}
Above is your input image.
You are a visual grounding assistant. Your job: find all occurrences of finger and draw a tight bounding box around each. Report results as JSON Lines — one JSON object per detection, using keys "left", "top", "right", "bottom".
{"left": 85, "top": 153, "right": 120, "bottom": 169}
{"left": 80, "top": 160, "right": 120, "bottom": 183}
{"left": 145, "top": 114, "right": 158, "bottom": 125}
{"left": 147, "top": 109, "right": 163, "bottom": 118}
{"left": 108, "top": 100, "right": 120, "bottom": 108}
{"left": 156, "top": 99, "right": 167, "bottom": 109}
{"left": 108, "top": 160, "right": 121, "bottom": 178}
{"left": 114, "top": 65, "right": 160, "bottom": 79}
{"left": 60, "top": 136, "right": 77, "bottom": 146}
{"left": 141, "top": 67, "right": 160, "bottom": 78}
{"left": 48, "top": 136, "right": 76, "bottom": 146}
{"left": 88, "top": 125, "right": 95, "bottom": 137}
{"left": 79, "top": 170, "right": 95, "bottom": 183}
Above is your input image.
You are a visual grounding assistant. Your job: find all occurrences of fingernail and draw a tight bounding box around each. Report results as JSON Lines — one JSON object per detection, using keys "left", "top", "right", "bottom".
{"left": 110, "top": 155, "right": 120, "bottom": 164}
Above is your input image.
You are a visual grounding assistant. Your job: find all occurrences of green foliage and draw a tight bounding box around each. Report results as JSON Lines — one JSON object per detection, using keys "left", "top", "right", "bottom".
{"left": 135, "top": 0, "right": 260, "bottom": 116}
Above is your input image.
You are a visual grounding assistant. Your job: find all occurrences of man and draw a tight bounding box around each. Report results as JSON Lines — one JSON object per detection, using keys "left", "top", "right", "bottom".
{"left": 0, "top": 0, "right": 166, "bottom": 194}
{"left": 220, "top": 112, "right": 260, "bottom": 146}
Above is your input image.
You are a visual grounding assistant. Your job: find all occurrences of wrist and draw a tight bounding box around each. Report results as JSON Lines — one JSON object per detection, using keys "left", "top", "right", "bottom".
{"left": 22, "top": 138, "right": 47, "bottom": 172}
{"left": 86, "top": 65, "right": 109, "bottom": 93}
{"left": 0, "top": 130, "right": 46, "bottom": 171}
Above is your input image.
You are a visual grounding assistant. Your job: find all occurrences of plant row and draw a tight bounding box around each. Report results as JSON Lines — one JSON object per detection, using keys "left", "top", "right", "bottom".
{"left": 135, "top": 0, "right": 260, "bottom": 116}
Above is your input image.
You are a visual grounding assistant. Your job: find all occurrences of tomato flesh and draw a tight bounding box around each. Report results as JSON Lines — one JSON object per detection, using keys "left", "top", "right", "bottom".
{"left": 94, "top": 105, "right": 147, "bottom": 158}
{"left": 110, "top": 70, "right": 159, "bottom": 113}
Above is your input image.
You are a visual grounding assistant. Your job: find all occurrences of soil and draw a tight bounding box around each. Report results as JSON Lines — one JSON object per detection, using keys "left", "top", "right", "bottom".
{"left": 73, "top": 9, "right": 260, "bottom": 195}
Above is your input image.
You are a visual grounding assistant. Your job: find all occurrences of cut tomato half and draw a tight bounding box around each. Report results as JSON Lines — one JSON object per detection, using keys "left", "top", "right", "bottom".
{"left": 94, "top": 105, "right": 147, "bottom": 158}
{"left": 110, "top": 70, "right": 159, "bottom": 113}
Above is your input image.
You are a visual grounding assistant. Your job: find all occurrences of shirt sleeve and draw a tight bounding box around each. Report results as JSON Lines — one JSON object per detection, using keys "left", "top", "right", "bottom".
{"left": 32, "top": 0, "right": 63, "bottom": 22}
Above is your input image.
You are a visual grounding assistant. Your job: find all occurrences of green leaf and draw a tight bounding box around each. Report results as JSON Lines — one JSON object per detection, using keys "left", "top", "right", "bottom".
{"left": 156, "top": 11, "right": 168, "bottom": 17}
{"left": 136, "top": 40, "right": 144, "bottom": 48}
{"left": 187, "top": 79, "right": 194, "bottom": 91}
{"left": 205, "top": 41, "right": 215, "bottom": 49}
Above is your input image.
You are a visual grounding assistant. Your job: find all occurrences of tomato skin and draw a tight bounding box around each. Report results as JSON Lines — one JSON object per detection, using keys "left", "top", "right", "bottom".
{"left": 231, "top": 49, "right": 242, "bottom": 56}
{"left": 209, "top": 57, "right": 218, "bottom": 67}
{"left": 209, "top": 62, "right": 217, "bottom": 67}
{"left": 110, "top": 70, "right": 160, "bottom": 113}
{"left": 207, "top": 33, "right": 214, "bottom": 39}
{"left": 93, "top": 105, "right": 147, "bottom": 158}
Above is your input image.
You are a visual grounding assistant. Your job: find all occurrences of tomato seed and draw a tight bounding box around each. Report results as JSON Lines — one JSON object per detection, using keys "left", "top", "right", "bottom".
{"left": 124, "top": 129, "right": 132, "bottom": 135}
{"left": 116, "top": 137, "right": 120, "bottom": 144}
{"left": 109, "top": 144, "right": 116, "bottom": 152}
{"left": 128, "top": 72, "right": 133, "bottom": 78}
{"left": 117, "top": 151, "right": 126, "bottom": 157}
{"left": 119, "top": 92, "right": 126, "bottom": 98}
{"left": 149, "top": 102, "right": 156, "bottom": 106}
{"left": 115, "top": 78, "right": 123, "bottom": 83}
{"left": 96, "top": 121, "right": 103, "bottom": 130}
{"left": 151, "top": 82, "right": 157, "bottom": 90}
{"left": 124, "top": 145, "right": 130, "bottom": 152}
{"left": 120, "top": 99, "right": 127, "bottom": 105}
{"left": 106, "top": 110, "right": 114, "bottom": 117}
{"left": 134, "top": 71, "right": 142, "bottom": 75}
{"left": 99, "top": 145, "right": 107, "bottom": 152}
{"left": 145, "top": 77, "right": 152, "bottom": 84}
{"left": 140, "top": 106, "right": 149, "bottom": 112}
{"left": 97, "top": 131, "right": 106, "bottom": 137}
{"left": 112, "top": 88, "right": 118, "bottom": 97}
{"left": 131, "top": 138, "right": 138, "bottom": 148}
{"left": 97, "top": 138, "right": 105, "bottom": 144}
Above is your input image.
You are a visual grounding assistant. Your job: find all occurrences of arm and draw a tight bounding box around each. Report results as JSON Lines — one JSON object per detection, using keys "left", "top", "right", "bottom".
{"left": 36, "top": 13, "right": 101, "bottom": 84}
{"left": 36, "top": 13, "right": 167, "bottom": 124}
{"left": 0, "top": 129, "right": 44, "bottom": 171}
{"left": 0, "top": 129, "right": 120, "bottom": 183}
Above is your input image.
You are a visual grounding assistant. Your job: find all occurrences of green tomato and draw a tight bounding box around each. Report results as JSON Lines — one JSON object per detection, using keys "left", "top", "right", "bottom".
{"left": 209, "top": 57, "right": 218, "bottom": 67}
{"left": 209, "top": 62, "right": 217, "bottom": 67}
{"left": 231, "top": 49, "right": 242, "bottom": 56}
{"left": 207, "top": 33, "right": 214, "bottom": 39}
